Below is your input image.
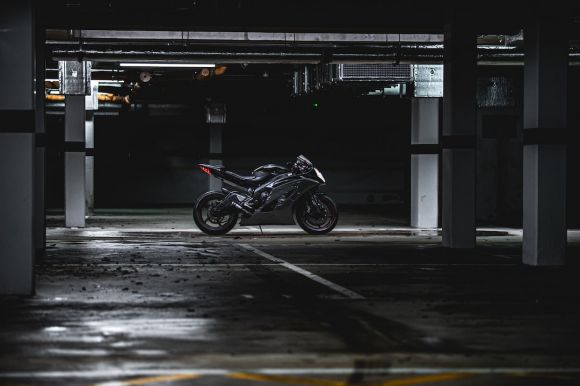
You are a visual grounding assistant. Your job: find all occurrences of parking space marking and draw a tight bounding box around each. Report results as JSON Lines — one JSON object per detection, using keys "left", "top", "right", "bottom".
{"left": 228, "top": 372, "right": 343, "bottom": 386}
{"left": 2, "top": 367, "right": 580, "bottom": 382}
{"left": 228, "top": 372, "right": 471, "bottom": 385}
{"left": 238, "top": 244, "right": 365, "bottom": 299}
{"left": 368, "top": 373, "right": 470, "bottom": 386}
{"left": 94, "top": 373, "right": 201, "bottom": 386}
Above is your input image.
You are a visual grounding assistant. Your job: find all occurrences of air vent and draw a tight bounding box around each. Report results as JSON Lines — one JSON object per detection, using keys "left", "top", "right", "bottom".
{"left": 337, "top": 64, "right": 412, "bottom": 81}
{"left": 291, "top": 63, "right": 413, "bottom": 96}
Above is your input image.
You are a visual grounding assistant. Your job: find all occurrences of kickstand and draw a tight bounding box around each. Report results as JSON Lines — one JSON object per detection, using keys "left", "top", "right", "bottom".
{"left": 258, "top": 225, "right": 264, "bottom": 235}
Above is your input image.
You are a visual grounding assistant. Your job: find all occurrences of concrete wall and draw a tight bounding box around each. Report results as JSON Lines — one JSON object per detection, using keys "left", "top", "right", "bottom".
{"left": 45, "top": 96, "right": 410, "bottom": 208}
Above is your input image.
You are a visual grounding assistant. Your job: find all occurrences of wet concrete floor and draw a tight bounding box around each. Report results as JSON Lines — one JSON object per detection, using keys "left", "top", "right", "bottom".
{"left": 1, "top": 209, "right": 580, "bottom": 385}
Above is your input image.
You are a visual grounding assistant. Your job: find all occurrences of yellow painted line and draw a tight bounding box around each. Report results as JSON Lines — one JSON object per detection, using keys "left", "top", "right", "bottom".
{"left": 228, "top": 372, "right": 345, "bottom": 386}
{"left": 94, "top": 373, "right": 201, "bottom": 386}
{"left": 228, "top": 372, "right": 471, "bottom": 386}
{"left": 368, "top": 373, "right": 471, "bottom": 386}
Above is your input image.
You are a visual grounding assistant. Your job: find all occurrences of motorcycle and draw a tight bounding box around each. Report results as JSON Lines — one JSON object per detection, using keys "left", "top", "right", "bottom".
{"left": 193, "top": 155, "right": 338, "bottom": 235}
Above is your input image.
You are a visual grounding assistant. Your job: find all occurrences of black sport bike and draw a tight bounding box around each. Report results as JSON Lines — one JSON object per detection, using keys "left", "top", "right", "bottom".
{"left": 194, "top": 155, "right": 338, "bottom": 235}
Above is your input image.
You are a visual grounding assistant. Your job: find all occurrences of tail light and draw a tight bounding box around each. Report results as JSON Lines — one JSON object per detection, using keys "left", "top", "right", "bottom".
{"left": 199, "top": 165, "right": 212, "bottom": 175}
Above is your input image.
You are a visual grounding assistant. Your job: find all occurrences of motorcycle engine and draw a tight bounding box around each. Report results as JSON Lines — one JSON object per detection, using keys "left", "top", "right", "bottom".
{"left": 259, "top": 191, "right": 270, "bottom": 204}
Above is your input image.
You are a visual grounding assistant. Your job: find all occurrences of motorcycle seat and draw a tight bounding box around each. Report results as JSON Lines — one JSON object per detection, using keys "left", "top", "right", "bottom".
{"left": 224, "top": 170, "right": 271, "bottom": 187}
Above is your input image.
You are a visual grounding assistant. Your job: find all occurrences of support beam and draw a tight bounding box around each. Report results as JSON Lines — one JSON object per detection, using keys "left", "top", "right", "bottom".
{"left": 65, "top": 95, "right": 86, "bottom": 227}
{"left": 441, "top": 22, "right": 477, "bottom": 248}
{"left": 85, "top": 111, "right": 95, "bottom": 215}
{"left": 75, "top": 30, "right": 444, "bottom": 43}
{"left": 522, "top": 19, "right": 568, "bottom": 266}
{"left": 410, "top": 98, "right": 440, "bottom": 228}
{"left": 0, "top": 0, "right": 36, "bottom": 295}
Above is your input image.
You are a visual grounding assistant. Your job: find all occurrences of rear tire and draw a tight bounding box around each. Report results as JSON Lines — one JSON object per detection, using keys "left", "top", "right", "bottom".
{"left": 295, "top": 194, "right": 338, "bottom": 235}
{"left": 194, "top": 191, "right": 238, "bottom": 235}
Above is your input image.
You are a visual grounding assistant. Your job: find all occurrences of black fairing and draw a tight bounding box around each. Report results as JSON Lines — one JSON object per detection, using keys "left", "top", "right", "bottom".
{"left": 253, "top": 164, "right": 288, "bottom": 175}
{"left": 196, "top": 157, "right": 325, "bottom": 226}
{"left": 198, "top": 163, "right": 288, "bottom": 189}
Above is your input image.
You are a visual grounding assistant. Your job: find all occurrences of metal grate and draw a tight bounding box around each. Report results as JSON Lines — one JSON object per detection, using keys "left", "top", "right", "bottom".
{"left": 338, "top": 64, "right": 412, "bottom": 81}
{"left": 292, "top": 63, "right": 413, "bottom": 96}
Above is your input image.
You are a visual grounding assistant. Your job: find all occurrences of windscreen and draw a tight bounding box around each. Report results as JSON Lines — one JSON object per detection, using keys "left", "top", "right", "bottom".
{"left": 297, "top": 155, "right": 312, "bottom": 167}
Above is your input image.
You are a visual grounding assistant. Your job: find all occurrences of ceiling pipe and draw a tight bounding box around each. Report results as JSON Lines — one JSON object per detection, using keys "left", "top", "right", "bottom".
{"left": 98, "top": 93, "right": 131, "bottom": 104}
{"left": 46, "top": 93, "right": 130, "bottom": 104}
{"left": 47, "top": 43, "right": 580, "bottom": 66}
{"left": 45, "top": 94, "right": 65, "bottom": 102}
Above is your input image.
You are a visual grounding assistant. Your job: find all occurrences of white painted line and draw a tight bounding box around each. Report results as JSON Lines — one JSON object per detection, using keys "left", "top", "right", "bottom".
{"left": 2, "top": 367, "right": 580, "bottom": 379}
{"left": 238, "top": 243, "right": 365, "bottom": 300}
{"left": 493, "top": 254, "right": 516, "bottom": 260}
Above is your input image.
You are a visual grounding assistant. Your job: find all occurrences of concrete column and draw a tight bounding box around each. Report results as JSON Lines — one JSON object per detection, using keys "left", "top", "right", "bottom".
{"left": 85, "top": 111, "right": 95, "bottom": 215}
{"left": 410, "top": 98, "right": 440, "bottom": 228}
{"left": 206, "top": 103, "right": 226, "bottom": 191}
{"left": 0, "top": 0, "right": 36, "bottom": 295}
{"left": 209, "top": 125, "right": 223, "bottom": 191}
{"left": 522, "top": 20, "right": 568, "bottom": 265}
{"left": 65, "top": 95, "right": 86, "bottom": 227}
{"left": 442, "top": 22, "right": 477, "bottom": 248}
{"left": 35, "top": 21, "right": 46, "bottom": 257}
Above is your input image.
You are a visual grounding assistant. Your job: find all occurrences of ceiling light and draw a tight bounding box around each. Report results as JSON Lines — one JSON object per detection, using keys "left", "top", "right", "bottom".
{"left": 120, "top": 63, "right": 216, "bottom": 68}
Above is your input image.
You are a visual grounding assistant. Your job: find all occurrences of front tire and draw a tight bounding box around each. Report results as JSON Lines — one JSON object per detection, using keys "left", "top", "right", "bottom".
{"left": 194, "top": 191, "right": 238, "bottom": 235}
{"left": 295, "top": 194, "right": 338, "bottom": 235}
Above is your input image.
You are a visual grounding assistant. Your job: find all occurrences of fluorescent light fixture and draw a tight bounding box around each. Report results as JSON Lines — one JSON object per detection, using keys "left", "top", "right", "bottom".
{"left": 98, "top": 83, "right": 123, "bottom": 88}
{"left": 120, "top": 63, "right": 215, "bottom": 68}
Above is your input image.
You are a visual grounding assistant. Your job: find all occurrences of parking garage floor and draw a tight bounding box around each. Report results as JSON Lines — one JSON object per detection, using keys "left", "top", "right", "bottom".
{"left": 1, "top": 209, "right": 580, "bottom": 386}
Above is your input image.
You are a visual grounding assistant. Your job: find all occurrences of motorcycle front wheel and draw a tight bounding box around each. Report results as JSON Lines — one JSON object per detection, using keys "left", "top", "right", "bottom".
{"left": 193, "top": 191, "right": 238, "bottom": 235}
{"left": 295, "top": 194, "right": 338, "bottom": 235}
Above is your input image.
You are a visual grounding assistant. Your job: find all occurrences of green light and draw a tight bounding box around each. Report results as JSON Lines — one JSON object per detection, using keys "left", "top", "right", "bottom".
{"left": 313, "top": 102, "right": 319, "bottom": 108}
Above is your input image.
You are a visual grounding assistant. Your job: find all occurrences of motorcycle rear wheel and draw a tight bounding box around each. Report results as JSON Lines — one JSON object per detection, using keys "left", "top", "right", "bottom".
{"left": 194, "top": 191, "right": 238, "bottom": 235}
{"left": 295, "top": 194, "right": 338, "bottom": 235}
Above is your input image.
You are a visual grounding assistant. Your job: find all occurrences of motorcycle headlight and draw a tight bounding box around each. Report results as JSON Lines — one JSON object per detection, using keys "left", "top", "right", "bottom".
{"left": 314, "top": 168, "right": 326, "bottom": 183}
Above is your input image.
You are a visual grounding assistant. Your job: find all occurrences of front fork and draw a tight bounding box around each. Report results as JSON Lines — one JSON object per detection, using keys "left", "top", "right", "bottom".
{"left": 305, "top": 193, "right": 326, "bottom": 216}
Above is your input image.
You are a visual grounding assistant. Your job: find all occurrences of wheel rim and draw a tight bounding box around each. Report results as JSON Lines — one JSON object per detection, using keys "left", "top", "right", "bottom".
{"left": 199, "top": 198, "right": 233, "bottom": 230}
{"left": 300, "top": 199, "right": 335, "bottom": 230}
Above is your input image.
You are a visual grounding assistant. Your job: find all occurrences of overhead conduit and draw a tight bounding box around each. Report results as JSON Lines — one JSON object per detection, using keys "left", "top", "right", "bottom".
{"left": 46, "top": 93, "right": 130, "bottom": 104}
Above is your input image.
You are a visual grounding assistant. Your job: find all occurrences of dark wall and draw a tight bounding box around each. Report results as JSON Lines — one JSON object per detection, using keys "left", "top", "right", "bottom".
{"left": 566, "top": 68, "right": 580, "bottom": 228}
{"left": 45, "top": 66, "right": 580, "bottom": 227}
{"left": 474, "top": 66, "right": 580, "bottom": 227}
{"left": 46, "top": 87, "right": 411, "bottom": 209}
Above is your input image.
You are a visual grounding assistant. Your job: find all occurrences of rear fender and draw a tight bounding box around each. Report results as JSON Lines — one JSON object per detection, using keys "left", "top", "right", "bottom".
{"left": 197, "top": 163, "right": 224, "bottom": 178}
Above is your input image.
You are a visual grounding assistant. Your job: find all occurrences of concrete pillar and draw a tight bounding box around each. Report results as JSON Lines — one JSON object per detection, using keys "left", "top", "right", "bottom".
{"left": 206, "top": 103, "right": 226, "bottom": 191}
{"left": 442, "top": 22, "right": 477, "bottom": 248}
{"left": 85, "top": 111, "right": 94, "bottom": 215}
{"left": 65, "top": 95, "right": 86, "bottom": 227}
{"left": 0, "top": 0, "right": 37, "bottom": 295}
{"left": 35, "top": 22, "right": 46, "bottom": 257}
{"left": 522, "top": 20, "right": 568, "bottom": 265}
{"left": 209, "top": 125, "right": 223, "bottom": 191}
{"left": 410, "top": 98, "right": 440, "bottom": 228}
